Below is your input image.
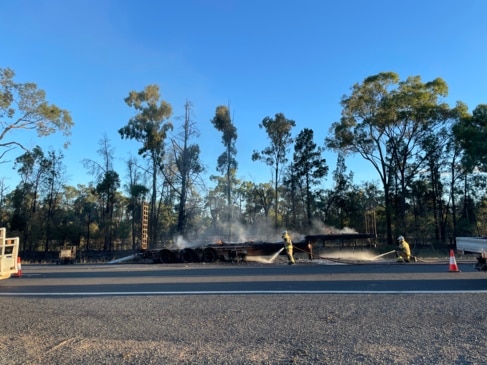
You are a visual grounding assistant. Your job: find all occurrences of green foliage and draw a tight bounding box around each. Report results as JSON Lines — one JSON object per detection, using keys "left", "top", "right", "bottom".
{"left": 211, "top": 105, "right": 237, "bottom": 151}
{"left": 252, "top": 113, "right": 295, "bottom": 229}
{"left": 0, "top": 67, "right": 73, "bottom": 160}
{"left": 252, "top": 113, "right": 295, "bottom": 167}
{"left": 1, "top": 71, "right": 486, "bottom": 251}
{"left": 96, "top": 171, "right": 120, "bottom": 198}
{"left": 325, "top": 72, "right": 459, "bottom": 244}
{"left": 119, "top": 85, "right": 173, "bottom": 245}
{"left": 211, "top": 105, "right": 238, "bottom": 203}
{"left": 454, "top": 104, "right": 487, "bottom": 172}
{"left": 477, "top": 198, "right": 487, "bottom": 236}
{"left": 119, "top": 85, "right": 173, "bottom": 160}
{"left": 285, "top": 128, "right": 328, "bottom": 228}
{"left": 293, "top": 128, "right": 328, "bottom": 185}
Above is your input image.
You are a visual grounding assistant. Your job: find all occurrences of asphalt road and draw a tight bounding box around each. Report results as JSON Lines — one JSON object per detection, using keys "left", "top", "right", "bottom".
{"left": 1, "top": 259, "right": 486, "bottom": 364}
{"left": 2, "top": 259, "right": 486, "bottom": 296}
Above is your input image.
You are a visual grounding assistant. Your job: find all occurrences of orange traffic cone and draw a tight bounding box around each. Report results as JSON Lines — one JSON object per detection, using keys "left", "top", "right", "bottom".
{"left": 448, "top": 250, "right": 460, "bottom": 272}
{"left": 12, "top": 257, "right": 22, "bottom": 277}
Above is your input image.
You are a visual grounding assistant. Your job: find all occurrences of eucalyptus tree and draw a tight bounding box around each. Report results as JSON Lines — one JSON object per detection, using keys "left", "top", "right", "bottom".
{"left": 281, "top": 162, "right": 302, "bottom": 229}
{"left": 291, "top": 128, "right": 328, "bottom": 228}
{"left": 248, "top": 182, "right": 275, "bottom": 226}
{"left": 169, "top": 101, "right": 204, "bottom": 236}
{"left": 14, "top": 146, "right": 45, "bottom": 214}
{"left": 82, "top": 134, "right": 116, "bottom": 183}
{"left": 11, "top": 146, "right": 48, "bottom": 249}
{"left": 416, "top": 131, "right": 446, "bottom": 241}
{"left": 398, "top": 101, "right": 472, "bottom": 243}
{"left": 0, "top": 67, "right": 73, "bottom": 162}
{"left": 211, "top": 105, "right": 238, "bottom": 215}
{"left": 323, "top": 153, "right": 354, "bottom": 229}
{"left": 119, "top": 85, "right": 173, "bottom": 246}
{"left": 417, "top": 105, "right": 467, "bottom": 244}
{"left": 57, "top": 185, "right": 84, "bottom": 247}
{"left": 326, "top": 72, "right": 453, "bottom": 243}
{"left": 96, "top": 170, "right": 120, "bottom": 251}
{"left": 207, "top": 172, "right": 242, "bottom": 240}
{"left": 10, "top": 146, "right": 67, "bottom": 251}
{"left": 253, "top": 182, "right": 277, "bottom": 239}
{"left": 41, "top": 149, "right": 67, "bottom": 252}
{"left": 451, "top": 103, "right": 485, "bottom": 237}
{"left": 205, "top": 180, "right": 227, "bottom": 235}
{"left": 385, "top": 75, "right": 451, "bottom": 230}
{"left": 82, "top": 135, "right": 120, "bottom": 251}
{"left": 252, "top": 113, "right": 295, "bottom": 229}
{"left": 72, "top": 185, "right": 99, "bottom": 251}
{"left": 454, "top": 104, "right": 487, "bottom": 172}
{"left": 232, "top": 179, "right": 249, "bottom": 223}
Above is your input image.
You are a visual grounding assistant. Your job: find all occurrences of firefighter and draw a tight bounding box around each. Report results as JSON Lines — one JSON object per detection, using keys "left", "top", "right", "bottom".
{"left": 396, "top": 235, "right": 417, "bottom": 262}
{"left": 282, "top": 230, "right": 295, "bottom": 265}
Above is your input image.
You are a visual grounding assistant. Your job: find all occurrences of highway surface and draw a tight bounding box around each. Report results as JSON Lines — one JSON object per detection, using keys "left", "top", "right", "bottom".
{"left": 2, "top": 259, "right": 486, "bottom": 296}
{"left": 1, "top": 259, "right": 486, "bottom": 364}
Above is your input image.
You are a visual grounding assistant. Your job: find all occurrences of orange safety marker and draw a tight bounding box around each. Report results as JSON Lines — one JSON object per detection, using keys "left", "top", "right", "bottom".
{"left": 12, "top": 257, "right": 22, "bottom": 277}
{"left": 448, "top": 250, "right": 460, "bottom": 272}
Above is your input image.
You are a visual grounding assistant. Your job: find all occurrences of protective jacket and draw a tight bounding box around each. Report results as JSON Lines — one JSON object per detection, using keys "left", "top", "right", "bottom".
{"left": 397, "top": 239, "right": 412, "bottom": 262}
{"left": 282, "top": 232, "right": 295, "bottom": 264}
{"left": 282, "top": 232, "right": 292, "bottom": 248}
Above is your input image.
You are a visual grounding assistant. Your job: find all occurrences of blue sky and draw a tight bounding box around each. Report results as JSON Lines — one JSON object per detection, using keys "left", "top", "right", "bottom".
{"left": 1, "top": 0, "right": 486, "bottom": 192}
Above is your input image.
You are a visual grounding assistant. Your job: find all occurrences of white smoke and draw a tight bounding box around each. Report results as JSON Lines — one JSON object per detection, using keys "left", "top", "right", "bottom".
{"left": 310, "top": 218, "right": 358, "bottom": 235}
{"left": 174, "top": 235, "right": 202, "bottom": 249}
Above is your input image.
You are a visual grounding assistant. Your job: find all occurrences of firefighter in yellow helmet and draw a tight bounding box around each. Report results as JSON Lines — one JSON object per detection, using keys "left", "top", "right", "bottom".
{"left": 282, "top": 230, "right": 295, "bottom": 265}
{"left": 396, "top": 236, "right": 417, "bottom": 262}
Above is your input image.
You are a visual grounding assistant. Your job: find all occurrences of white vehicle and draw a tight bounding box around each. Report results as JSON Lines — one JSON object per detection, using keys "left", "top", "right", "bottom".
{"left": 456, "top": 236, "right": 487, "bottom": 271}
{"left": 58, "top": 246, "right": 76, "bottom": 264}
{"left": 0, "top": 227, "right": 20, "bottom": 280}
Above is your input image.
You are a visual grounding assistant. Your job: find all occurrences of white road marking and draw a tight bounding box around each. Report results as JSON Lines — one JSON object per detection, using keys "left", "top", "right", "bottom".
{"left": 1, "top": 289, "right": 487, "bottom": 296}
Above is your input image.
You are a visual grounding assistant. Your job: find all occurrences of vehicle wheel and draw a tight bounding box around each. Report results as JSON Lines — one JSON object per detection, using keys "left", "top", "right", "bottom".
{"left": 180, "top": 248, "right": 196, "bottom": 263}
{"left": 202, "top": 247, "right": 217, "bottom": 263}
{"left": 159, "top": 249, "right": 176, "bottom": 263}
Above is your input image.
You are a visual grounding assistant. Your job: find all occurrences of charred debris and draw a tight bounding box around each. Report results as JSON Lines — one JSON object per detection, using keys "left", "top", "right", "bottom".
{"left": 138, "top": 233, "right": 377, "bottom": 264}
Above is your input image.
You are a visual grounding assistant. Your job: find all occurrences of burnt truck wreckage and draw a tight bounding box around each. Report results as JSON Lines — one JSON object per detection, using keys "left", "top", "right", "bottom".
{"left": 133, "top": 203, "right": 376, "bottom": 264}
{"left": 137, "top": 233, "right": 377, "bottom": 264}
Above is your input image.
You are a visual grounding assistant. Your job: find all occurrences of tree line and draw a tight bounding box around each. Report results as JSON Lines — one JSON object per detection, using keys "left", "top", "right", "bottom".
{"left": 1, "top": 67, "right": 486, "bottom": 253}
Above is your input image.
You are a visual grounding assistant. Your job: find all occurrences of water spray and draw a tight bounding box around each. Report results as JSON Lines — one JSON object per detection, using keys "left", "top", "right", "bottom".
{"left": 108, "top": 254, "right": 139, "bottom": 264}
{"left": 372, "top": 250, "right": 396, "bottom": 260}
{"left": 268, "top": 247, "right": 285, "bottom": 263}
{"left": 246, "top": 247, "right": 285, "bottom": 264}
